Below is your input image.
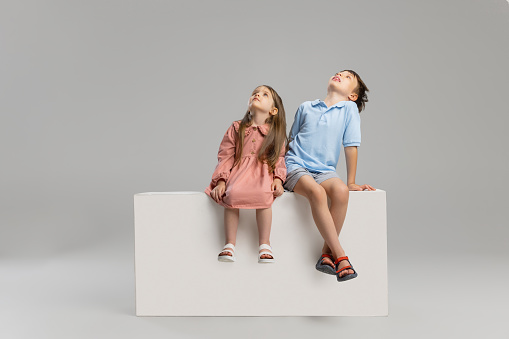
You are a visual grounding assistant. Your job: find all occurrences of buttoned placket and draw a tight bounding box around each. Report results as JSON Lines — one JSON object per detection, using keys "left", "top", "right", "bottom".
{"left": 319, "top": 104, "right": 331, "bottom": 124}
{"left": 250, "top": 127, "right": 257, "bottom": 155}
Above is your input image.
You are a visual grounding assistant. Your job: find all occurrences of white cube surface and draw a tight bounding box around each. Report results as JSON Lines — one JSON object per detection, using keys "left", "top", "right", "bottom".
{"left": 134, "top": 190, "right": 388, "bottom": 316}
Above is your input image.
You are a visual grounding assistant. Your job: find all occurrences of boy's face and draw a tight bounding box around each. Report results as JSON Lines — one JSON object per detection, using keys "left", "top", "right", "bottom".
{"left": 328, "top": 71, "right": 359, "bottom": 101}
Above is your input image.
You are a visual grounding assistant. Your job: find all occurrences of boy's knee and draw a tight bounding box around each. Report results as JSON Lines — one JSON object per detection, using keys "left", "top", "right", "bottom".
{"left": 307, "top": 185, "right": 327, "bottom": 203}
{"left": 330, "top": 183, "right": 349, "bottom": 203}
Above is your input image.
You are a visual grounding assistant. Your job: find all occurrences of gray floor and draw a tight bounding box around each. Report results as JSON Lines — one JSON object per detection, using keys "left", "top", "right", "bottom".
{"left": 2, "top": 243, "right": 507, "bottom": 339}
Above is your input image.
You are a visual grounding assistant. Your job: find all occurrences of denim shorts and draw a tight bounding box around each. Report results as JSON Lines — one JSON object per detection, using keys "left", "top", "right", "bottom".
{"left": 283, "top": 167, "right": 340, "bottom": 192}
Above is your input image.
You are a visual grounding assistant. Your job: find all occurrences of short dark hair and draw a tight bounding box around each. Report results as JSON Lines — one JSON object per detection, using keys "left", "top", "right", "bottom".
{"left": 342, "top": 69, "right": 369, "bottom": 113}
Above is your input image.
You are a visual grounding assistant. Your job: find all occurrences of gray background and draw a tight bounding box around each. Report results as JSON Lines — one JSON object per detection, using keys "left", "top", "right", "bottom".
{"left": 1, "top": 0, "right": 508, "bottom": 338}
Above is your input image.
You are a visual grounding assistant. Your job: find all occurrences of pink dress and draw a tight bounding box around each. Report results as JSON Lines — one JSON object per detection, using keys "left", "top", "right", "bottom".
{"left": 205, "top": 121, "right": 286, "bottom": 209}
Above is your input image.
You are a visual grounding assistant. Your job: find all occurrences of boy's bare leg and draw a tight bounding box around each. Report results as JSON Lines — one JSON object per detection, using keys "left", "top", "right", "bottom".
{"left": 219, "top": 207, "right": 239, "bottom": 256}
{"left": 319, "top": 178, "right": 351, "bottom": 272}
{"left": 293, "top": 176, "right": 354, "bottom": 277}
{"left": 256, "top": 207, "right": 273, "bottom": 259}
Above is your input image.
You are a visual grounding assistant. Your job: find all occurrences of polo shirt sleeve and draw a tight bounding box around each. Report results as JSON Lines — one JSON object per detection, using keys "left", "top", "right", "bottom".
{"left": 289, "top": 104, "right": 304, "bottom": 142}
{"left": 342, "top": 103, "right": 361, "bottom": 147}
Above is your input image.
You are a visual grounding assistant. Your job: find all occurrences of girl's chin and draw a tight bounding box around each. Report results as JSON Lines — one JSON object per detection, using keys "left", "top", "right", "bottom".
{"left": 249, "top": 104, "right": 263, "bottom": 111}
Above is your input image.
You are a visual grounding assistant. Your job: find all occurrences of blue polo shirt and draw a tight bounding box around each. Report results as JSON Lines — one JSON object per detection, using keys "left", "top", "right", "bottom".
{"left": 285, "top": 100, "right": 361, "bottom": 174}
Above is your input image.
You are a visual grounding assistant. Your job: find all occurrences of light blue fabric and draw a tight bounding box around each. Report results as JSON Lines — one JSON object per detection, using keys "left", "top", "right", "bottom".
{"left": 285, "top": 100, "right": 361, "bottom": 174}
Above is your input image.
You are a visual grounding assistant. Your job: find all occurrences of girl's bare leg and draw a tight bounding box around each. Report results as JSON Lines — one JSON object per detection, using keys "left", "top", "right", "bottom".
{"left": 219, "top": 207, "right": 239, "bottom": 256}
{"left": 256, "top": 207, "right": 273, "bottom": 259}
{"left": 293, "top": 176, "right": 353, "bottom": 277}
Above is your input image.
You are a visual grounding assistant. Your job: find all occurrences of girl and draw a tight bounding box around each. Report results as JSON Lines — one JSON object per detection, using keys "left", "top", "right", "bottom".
{"left": 205, "top": 85, "right": 287, "bottom": 263}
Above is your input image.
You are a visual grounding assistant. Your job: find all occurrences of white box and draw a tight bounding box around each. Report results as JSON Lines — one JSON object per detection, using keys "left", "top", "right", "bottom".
{"left": 134, "top": 190, "right": 388, "bottom": 316}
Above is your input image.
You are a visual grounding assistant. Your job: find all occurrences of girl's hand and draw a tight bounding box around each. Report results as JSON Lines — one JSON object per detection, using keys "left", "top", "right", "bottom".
{"left": 348, "top": 183, "right": 376, "bottom": 191}
{"left": 211, "top": 181, "right": 226, "bottom": 202}
{"left": 272, "top": 178, "right": 284, "bottom": 197}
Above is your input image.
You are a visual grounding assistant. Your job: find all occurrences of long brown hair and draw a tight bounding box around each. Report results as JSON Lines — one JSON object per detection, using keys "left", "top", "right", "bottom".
{"left": 233, "top": 85, "right": 287, "bottom": 173}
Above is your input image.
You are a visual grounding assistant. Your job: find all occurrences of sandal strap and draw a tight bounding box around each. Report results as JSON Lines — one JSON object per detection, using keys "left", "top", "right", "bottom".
{"left": 259, "top": 244, "right": 272, "bottom": 251}
{"left": 320, "top": 254, "right": 334, "bottom": 267}
{"left": 336, "top": 265, "right": 353, "bottom": 274}
{"left": 334, "top": 256, "right": 349, "bottom": 265}
{"left": 223, "top": 243, "right": 235, "bottom": 250}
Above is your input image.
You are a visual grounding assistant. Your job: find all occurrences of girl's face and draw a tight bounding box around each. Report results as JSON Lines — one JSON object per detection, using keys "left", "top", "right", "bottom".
{"left": 248, "top": 86, "right": 277, "bottom": 115}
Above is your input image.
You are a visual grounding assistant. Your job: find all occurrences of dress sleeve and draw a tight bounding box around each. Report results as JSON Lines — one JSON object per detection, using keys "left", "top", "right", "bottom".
{"left": 273, "top": 143, "right": 287, "bottom": 183}
{"left": 210, "top": 123, "right": 238, "bottom": 187}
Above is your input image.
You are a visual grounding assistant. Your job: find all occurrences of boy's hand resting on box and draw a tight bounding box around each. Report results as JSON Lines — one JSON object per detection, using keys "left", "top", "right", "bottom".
{"left": 348, "top": 183, "right": 375, "bottom": 191}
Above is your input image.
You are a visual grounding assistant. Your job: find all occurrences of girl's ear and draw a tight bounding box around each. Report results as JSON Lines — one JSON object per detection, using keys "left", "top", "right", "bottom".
{"left": 348, "top": 93, "right": 358, "bottom": 102}
{"left": 270, "top": 107, "right": 278, "bottom": 116}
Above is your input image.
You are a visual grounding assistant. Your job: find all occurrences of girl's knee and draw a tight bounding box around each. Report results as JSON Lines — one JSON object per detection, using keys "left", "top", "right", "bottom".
{"left": 256, "top": 207, "right": 272, "bottom": 216}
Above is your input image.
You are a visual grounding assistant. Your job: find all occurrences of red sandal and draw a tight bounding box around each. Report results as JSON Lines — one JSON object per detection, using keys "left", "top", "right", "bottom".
{"left": 315, "top": 253, "right": 336, "bottom": 275}
{"left": 335, "top": 256, "right": 358, "bottom": 282}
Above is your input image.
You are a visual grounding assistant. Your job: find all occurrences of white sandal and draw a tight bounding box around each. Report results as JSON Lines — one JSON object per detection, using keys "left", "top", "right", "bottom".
{"left": 218, "top": 243, "right": 236, "bottom": 262}
{"left": 258, "top": 244, "right": 274, "bottom": 263}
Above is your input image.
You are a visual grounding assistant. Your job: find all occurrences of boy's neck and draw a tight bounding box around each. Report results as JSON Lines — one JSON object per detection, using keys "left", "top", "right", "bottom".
{"left": 323, "top": 92, "right": 350, "bottom": 108}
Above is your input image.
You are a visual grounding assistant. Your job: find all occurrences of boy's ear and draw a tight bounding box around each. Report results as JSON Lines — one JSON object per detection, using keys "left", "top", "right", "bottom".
{"left": 270, "top": 107, "right": 278, "bottom": 116}
{"left": 348, "top": 93, "right": 358, "bottom": 102}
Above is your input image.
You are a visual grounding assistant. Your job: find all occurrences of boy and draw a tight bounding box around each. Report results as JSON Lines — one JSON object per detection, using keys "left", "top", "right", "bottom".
{"left": 284, "top": 70, "right": 375, "bottom": 282}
